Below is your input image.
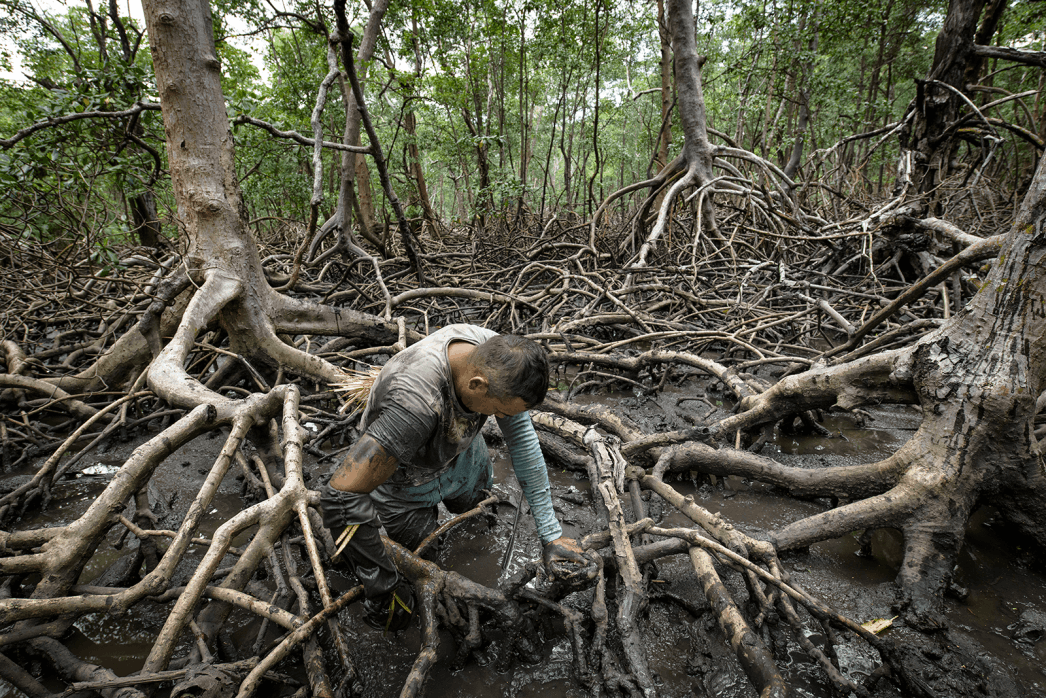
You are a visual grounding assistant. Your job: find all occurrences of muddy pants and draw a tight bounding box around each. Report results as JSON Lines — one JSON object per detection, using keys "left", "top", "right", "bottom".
{"left": 370, "top": 435, "right": 493, "bottom": 551}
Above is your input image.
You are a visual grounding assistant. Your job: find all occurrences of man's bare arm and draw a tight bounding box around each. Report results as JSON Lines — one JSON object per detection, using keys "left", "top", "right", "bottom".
{"left": 328, "top": 434, "right": 399, "bottom": 493}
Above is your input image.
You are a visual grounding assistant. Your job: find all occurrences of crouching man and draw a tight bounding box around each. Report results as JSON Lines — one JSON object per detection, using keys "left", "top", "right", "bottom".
{"left": 321, "top": 324, "right": 593, "bottom": 631}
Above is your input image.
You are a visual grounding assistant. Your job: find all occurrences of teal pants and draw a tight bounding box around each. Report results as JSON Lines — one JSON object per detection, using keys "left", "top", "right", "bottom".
{"left": 370, "top": 436, "right": 493, "bottom": 550}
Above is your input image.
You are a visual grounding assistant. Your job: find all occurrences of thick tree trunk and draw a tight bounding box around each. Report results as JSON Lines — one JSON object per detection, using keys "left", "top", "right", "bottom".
{"left": 140, "top": 0, "right": 403, "bottom": 407}
{"left": 143, "top": 0, "right": 250, "bottom": 272}
{"left": 720, "top": 147, "right": 1046, "bottom": 624}
{"left": 963, "top": 0, "right": 1008, "bottom": 89}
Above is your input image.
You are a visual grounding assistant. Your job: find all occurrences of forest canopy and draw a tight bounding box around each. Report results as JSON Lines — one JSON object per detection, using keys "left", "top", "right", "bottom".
{"left": 4, "top": 0, "right": 1041, "bottom": 244}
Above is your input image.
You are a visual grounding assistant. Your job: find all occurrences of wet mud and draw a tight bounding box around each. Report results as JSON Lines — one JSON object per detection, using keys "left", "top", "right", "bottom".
{"left": 2, "top": 383, "right": 1045, "bottom": 697}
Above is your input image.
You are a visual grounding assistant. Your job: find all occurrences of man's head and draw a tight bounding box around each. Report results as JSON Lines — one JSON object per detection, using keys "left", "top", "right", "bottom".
{"left": 464, "top": 334, "right": 549, "bottom": 413}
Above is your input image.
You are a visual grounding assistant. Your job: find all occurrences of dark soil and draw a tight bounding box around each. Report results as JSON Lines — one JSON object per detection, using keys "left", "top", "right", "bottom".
{"left": 2, "top": 379, "right": 1044, "bottom": 698}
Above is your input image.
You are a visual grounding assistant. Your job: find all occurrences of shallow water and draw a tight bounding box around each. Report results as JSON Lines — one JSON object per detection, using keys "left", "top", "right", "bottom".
{"left": 1, "top": 392, "right": 1045, "bottom": 697}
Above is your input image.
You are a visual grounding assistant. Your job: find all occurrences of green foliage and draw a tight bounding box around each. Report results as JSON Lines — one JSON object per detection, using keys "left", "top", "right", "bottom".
{"left": 1, "top": 0, "right": 1040, "bottom": 249}
{"left": 0, "top": 0, "right": 168, "bottom": 253}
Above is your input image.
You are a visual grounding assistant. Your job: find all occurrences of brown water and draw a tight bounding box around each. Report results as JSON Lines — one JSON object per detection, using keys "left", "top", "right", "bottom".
{"left": 2, "top": 394, "right": 1045, "bottom": 697}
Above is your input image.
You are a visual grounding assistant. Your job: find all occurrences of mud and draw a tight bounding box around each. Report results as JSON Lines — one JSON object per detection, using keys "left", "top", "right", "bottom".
{"left": 1, "top": 382, "right": 1045, "bottom": 697}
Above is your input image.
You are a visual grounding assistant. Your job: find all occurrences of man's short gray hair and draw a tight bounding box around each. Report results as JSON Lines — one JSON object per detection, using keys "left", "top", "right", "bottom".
{"left": 468, "top": 335, "right": 549, "bottom": 407}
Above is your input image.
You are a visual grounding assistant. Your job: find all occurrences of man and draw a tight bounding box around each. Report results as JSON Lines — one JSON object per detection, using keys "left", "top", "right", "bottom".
{"left": 321, "top": 324, "right": 591, "bottom": 631}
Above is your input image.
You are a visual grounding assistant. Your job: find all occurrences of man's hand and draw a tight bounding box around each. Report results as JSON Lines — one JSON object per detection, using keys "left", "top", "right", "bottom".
{"left": 542, "top": 536, "right": 598, "bottom": 584}
{"left": 362, "top": 581, "right": 416, "bottom": 633}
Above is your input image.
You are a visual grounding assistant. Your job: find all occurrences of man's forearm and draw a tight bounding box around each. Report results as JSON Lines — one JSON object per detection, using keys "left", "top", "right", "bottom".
{"left": 498, "top": 412, "right": 563, "bottom": 543}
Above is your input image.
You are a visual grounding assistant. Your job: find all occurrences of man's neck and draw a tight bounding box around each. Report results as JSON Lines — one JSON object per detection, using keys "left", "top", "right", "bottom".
{"left": 447, "top": 340, "right": 476, "bottom": 406}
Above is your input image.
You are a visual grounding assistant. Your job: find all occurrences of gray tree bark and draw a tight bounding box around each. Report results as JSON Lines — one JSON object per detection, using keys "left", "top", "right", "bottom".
{"left": 139, "top": 0, "right": 403, "bottom": 413}
{"left": 630, "top": 0, "right": 717, "bottom": 269}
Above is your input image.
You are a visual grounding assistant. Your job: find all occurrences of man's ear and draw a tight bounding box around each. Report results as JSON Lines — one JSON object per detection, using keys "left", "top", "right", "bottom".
{"left": 467, "top": 374, "right": 489, "bottom": 394}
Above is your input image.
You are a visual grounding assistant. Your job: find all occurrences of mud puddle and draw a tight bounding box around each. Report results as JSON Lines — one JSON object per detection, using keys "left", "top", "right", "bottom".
{"left": 2, "top": 387, "right": 1045, "bottom": 697}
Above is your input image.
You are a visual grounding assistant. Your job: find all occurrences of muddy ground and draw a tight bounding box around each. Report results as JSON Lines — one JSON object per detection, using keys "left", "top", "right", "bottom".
{"left": 2, "top": 376, "right": 1045, "bottom": 698}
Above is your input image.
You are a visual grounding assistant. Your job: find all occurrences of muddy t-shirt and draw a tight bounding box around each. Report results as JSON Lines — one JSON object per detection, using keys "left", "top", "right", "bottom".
{"left": 362, "top": 324, "right": 498, "bottom": 486}
{"left": 360, "top": 324, "right": 562, "bottom": 543}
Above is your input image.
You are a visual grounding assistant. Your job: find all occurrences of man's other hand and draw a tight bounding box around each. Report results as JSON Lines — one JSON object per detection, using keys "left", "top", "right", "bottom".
{"left": 362, "top": 581, "right": 416, "bottom": 633}
{"left": 542, "top": 536, "right": 598, "bottom": 584}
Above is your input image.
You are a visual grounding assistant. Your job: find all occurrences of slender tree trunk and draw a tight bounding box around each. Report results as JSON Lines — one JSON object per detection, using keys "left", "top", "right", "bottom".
{"left": 403, "top": 106, "right": 436, "bottom": 230}
{"left": 463, "top": 106, "right": 491, "bottom": 230}
{"left": 656, "top": 0, "right": 672, "bottom": 170}
{"left": 587, "top": 0, "right": 606, "bottom": 217}
{"left": 129, "top": 191, "right": 163, "bottom": 249}
{"left": 516, "top": 9, "right": 529, "bottom": 223}
{"left": 783, "top": 3, "right": 818, "bottom": 179}
{"left": 631, "top": 0, "right": 719, "bottom": 270}
{"left": 330, "top": 0, "right": 389, "bottom": 251}
{"left": 757, "top": 5, "right": 780, "bottom": 158}
{"left": 403, "top": 12, "right": 437, "bottom": 234}
{"left": 900, "top": 0, "right": 988, "bottom": 199}
{"left": 561, "top": 89, "right": 575, "bottom": 216}
{"left": 355, "top": 156, "right": 379, "bottom": 241}
{"left": 540, "top": 79, "right": 566, "bottom": 220}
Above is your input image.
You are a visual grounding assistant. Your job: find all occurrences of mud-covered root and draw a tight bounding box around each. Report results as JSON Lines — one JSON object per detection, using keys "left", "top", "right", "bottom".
{"left": 718, "top": 347, "right": 916, "bottom": 440}
{"left": 774, "top": 589, "right": 871, "bottom": 698}
{"left": 895, "top": 517, "right": 968, "bottom": 629}
{"left": 141, "top": 389, "right": 310, "bottom": 672}
{"left": 28, "top": 636, "right": 148, "bottom": 698}
{"left": 0, "top": 648, "right": 49, "bottom": 697}
{"left": 638, "top": 471, "right": 788, "bottom": 697}
{"left": 689, "top": 547, "right": 789, "bottom": 698}
{"left": 578, "top": 424, "right": 658, "bottom": 696}
{"left": 235, "top": 587, "right": 362, "bottom": 698}
{"left": 0, "top": 389, "right": 145, "bottom": 523}
{"left": 635, "top": 457, "right": 949, "bottom": 698}
{"left": 385, "top": 539, "right": 527, "bottom": 698}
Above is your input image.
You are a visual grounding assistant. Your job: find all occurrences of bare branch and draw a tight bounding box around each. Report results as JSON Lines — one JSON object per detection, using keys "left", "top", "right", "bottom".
{"left": 0, "top": 102, "right": 161, "bottom": 149}
{"left": 971, "top": 43, "right": 1046, "bottom": 68}
{"left": 231, "top": 114, "right": 371, "bottom": 153}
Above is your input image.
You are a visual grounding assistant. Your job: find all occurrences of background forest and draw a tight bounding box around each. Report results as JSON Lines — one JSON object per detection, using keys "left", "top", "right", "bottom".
{"left": 3, "top": 0, "right": 1041, "bottom": 253}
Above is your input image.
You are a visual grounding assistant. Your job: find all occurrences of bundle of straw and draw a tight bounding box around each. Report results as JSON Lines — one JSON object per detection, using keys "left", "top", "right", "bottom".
{"left": 331, "top": 364, "right": 382, "bottom": 414}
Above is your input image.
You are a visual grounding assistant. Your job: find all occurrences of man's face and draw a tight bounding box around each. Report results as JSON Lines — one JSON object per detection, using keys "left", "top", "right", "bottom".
{"left": 469, "top": 392, "right": 528, "bottom": 418}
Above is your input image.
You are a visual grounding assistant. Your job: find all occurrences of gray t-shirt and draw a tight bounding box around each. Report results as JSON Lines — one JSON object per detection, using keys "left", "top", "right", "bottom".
{"left": 362, "top": 324, "right": 497, "bottom": 487}
{"left": 361, "top": 324, "right": 563, "bottom": 543}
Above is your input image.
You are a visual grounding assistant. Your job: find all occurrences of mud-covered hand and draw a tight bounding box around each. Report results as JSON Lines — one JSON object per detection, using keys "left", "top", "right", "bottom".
{"left": 542, "top": 536, "right": 598, "bottom": 584}
{"left": 362, "top": 580, "right": 416, "bottom": 633}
